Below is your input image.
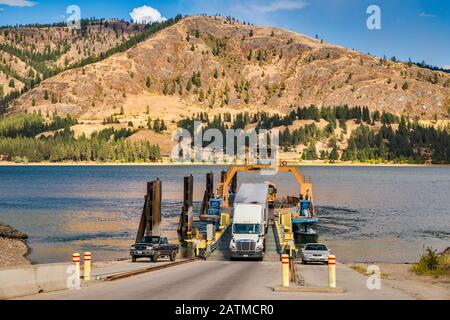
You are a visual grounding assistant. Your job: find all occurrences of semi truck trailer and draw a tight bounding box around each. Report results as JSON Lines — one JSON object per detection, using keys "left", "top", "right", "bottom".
{"left": 229, "top": 183, "right": 269, "bottom": 260}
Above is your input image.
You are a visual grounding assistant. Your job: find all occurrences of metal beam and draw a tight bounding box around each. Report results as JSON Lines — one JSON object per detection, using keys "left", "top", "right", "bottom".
{"left": 178, "top": 175, "right": 194, "bottom": 237}
{"left": 200, "top": 172, "right": 214, "bottom": 215}
{"left": 136, "top": 179, "right": 162, "bottom": 241}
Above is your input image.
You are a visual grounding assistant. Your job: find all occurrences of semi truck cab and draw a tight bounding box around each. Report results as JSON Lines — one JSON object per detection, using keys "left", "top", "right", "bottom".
{"left": 229, "top": 204, "right": 265, "bottom": 260}
{"left": 229, "top": 183, "right": 269, "bottom": 261}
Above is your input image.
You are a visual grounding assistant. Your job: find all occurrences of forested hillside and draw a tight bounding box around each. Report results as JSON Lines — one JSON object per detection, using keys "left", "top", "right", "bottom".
{"left": 0, "top": 114, "right": 161, "bottom": 163}
{"left": 0, "top": 15, "right": 182, "bottom": 114}
{"left": 178, "top": 107, "right": 449, "bottom": 164}
{"left": 0, "top": 15, "right": 448, "bottom": 164}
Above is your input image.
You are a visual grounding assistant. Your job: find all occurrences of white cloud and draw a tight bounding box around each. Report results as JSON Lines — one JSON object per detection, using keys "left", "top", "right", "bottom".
{"left": 419, "top": 12, "right": 437, "bottom": 18}
{"left": 129, "top": 5, "right": 167, "bottom": 24}
{"left": 0, "top": 0, "right": 37, "bottom": 7}
{"left": 252, "top": 0, "right": 308, "bottom": 13}
{"left": 443, "top": 65, "right": 450, "bottom": 70}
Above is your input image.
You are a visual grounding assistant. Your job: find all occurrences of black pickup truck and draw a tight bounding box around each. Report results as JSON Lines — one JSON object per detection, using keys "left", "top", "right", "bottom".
{"left": 130, "top": 236, "right": 179, "bottom": 263}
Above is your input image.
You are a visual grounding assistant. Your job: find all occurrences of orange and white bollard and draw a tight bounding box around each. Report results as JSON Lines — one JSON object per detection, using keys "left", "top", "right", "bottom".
{"left": 83, "top": 252, "right": 92, "bottom": 281}
{"left": 281, "top": 254, "right": 290, "bottom": 287}
{"left": 328, "top": 255, "right": 336, "bottom": 288}
{"left": 72, "top": 253, "right": 81, "bottom": 287}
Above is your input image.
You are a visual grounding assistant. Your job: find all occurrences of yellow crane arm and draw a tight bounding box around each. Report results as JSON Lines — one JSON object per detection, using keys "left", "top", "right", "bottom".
{"left": 220, "top": 164, "right": 314, "bottom": 210}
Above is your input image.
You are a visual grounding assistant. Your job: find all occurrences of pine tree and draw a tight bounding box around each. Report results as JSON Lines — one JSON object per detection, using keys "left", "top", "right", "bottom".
{"left": 186, "top": 79, "right": 192, "bottom": 92}
{"left": 247, "top": 49, "right": 253, "bottom": 61}
{"left": 244, "top": 92, "right": 250, "bottom": 104}
{"left": 302, "top": 142, "right": 318, "bottom": 160}
{"left": 329, "top": 146, "right": 339, "bottom": 163}
{"left": 163, "top": 82, "right": 169, "bottom": 95}
{"left": 147, "top": 117, "right": 152, "bottom": 130}
{"left": 198, "top": 89, "right": 205, "bottom": 102}
{"left": 362, "top": 107, "right": 371, "bottom": 123}
{"left": 153, "top": 119, "right": 161, "bottom": 132}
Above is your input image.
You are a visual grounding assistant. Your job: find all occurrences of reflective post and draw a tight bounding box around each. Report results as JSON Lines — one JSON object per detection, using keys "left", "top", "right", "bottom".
{"left": 328, "top": 255, "right": 336, "bottom": 288}
{"left": 281, "top": 254, "right": 290, "bottom": 287}
{"left": 72, "top": 253, "right": 81, "bottom": 288}
{"left": 83, "top": 252, "right": 92, "bottom": 281}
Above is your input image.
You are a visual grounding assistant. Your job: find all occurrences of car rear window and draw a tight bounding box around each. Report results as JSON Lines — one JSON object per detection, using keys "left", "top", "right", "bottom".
{"left": 305, "top": 244, "right": 327, "bottom": 251}
{"left": 141, "top": 236, "right": 160, "bottom": 244}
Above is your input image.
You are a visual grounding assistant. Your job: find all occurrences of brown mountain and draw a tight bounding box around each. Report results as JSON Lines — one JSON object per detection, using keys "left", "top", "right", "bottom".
{"left": 8, "top": 15, "right": 450, "bottom": 121}
{"left": 0, "top": 19, "right": 146, "bottom": 96}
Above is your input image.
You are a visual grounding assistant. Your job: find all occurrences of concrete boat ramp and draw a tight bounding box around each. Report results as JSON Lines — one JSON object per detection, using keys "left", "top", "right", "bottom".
{"left": 12, "top": 257, "right": 412, "bottom": 300}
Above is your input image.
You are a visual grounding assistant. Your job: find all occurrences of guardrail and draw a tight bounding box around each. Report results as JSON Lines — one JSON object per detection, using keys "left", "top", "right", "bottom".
{"left": 0, "top": 263, "right": 72, "bottom": 300}
{"left": 275, "top": 210, "right": 297, "bottom": 258}
{"left": 274, "top": 220, "right": 284, "bottom": 254}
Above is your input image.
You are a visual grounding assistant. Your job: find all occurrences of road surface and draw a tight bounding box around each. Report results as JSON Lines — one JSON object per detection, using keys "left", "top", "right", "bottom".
{"left": 20, "top": 260, "right": 412, "bottom": 300}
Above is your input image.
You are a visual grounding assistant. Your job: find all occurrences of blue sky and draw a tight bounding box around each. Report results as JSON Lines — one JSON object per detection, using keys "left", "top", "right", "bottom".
{"left": 0, "top": 0, "right": 449, "bottom": 68}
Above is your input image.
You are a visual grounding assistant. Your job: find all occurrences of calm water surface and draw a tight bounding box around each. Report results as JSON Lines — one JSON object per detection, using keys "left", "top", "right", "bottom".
{"left": 0, "top": 165, "right": 449, "bottom": 263}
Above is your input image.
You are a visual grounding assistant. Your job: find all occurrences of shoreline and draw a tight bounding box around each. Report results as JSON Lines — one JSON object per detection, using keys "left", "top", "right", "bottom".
{"left": 0, "top": 222, "right": 31, "bottom": 268}
{"left": 0, "top": 161, "right": 447, "bottom": 167}
{"left": 347, "top": 261, "right": 450, "bottom": 300}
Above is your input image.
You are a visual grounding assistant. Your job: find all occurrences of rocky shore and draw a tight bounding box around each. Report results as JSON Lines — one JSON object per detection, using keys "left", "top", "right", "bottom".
{"left": 0, "top": 222, "right": 31, "bottom": 267}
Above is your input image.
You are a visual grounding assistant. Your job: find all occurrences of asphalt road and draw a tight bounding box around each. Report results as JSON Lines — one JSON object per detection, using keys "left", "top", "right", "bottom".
{"left": 21, "top": 260, "right": 412, "bottom": 300}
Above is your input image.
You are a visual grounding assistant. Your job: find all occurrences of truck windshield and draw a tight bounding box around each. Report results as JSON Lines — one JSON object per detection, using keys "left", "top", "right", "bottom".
{"left": 140, "top": 236, "right": 160, "bottom": 244}
{"left": 233, "top": 224, "right": 261, "bottom": 234}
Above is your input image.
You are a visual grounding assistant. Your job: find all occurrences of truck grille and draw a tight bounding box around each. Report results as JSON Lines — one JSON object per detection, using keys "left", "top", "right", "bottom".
{"left": 236, "top": 240, "right": 256, "bottom": 252}
{"left": 135, "top": 245, "right": 148, "bottom": 250}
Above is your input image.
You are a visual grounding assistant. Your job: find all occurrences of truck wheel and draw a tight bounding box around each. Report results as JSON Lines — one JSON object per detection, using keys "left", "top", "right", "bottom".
{"left": 132, "top": 256, "right": 136, "bottom": 262}
{"left": 170, "top": 251, "right": 176, "bottom": 262}
{"left": 151, "top": 254, "right": 158, "bottom": 263}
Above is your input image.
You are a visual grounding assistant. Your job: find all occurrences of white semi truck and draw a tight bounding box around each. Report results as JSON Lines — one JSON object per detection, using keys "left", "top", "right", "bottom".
{"left": 229, "top": 183, "right": 269, "bottom": 260}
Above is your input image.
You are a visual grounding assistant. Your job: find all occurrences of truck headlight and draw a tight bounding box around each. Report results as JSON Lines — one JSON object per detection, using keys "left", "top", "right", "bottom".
{"left": 131, "top": 245, "right": 136, "bottom": 250}
{"left": 229, "top": 239, "right": 236, "bottom": 251}
{"left": 146, "top": 246, "right": 153, "bottom": 250}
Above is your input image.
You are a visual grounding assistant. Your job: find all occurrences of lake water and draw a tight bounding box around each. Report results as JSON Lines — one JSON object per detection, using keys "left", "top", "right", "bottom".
{"left": 0, "top": 165, "right": 449, "bottom": 264}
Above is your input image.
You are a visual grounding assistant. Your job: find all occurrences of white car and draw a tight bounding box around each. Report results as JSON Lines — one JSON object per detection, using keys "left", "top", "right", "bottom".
{"left": 300, "top": 243, "right": 330, "bottom": 264}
